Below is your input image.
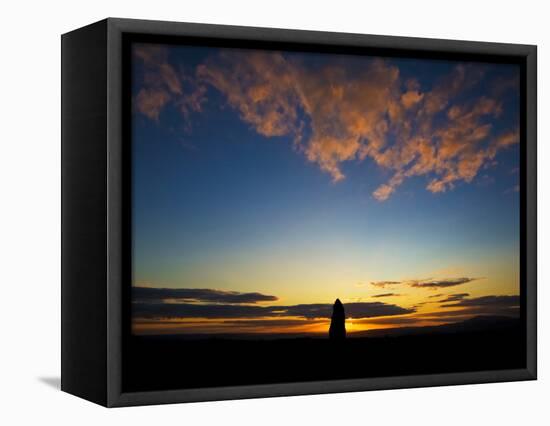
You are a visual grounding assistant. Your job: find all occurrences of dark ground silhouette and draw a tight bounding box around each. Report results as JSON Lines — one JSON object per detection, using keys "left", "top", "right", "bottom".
{"left": 123, "top": 316, "right": 525, "bottom": 392}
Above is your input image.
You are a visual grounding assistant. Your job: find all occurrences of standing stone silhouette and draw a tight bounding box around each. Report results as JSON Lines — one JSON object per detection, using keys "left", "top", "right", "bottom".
{"left": 329, "top": 298, "right": 346, "bottom": 340}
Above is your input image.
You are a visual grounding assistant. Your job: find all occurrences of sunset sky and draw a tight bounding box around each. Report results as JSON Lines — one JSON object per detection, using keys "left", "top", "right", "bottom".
{"left": 131, "top": 42, "right": 520, "bottom": 336}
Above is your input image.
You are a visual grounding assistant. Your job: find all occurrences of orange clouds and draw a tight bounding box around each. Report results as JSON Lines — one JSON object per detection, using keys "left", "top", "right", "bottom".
{"left": 197, "top": 51, "right": 302, "bottom": 139}
{"left": 418, "top": 96, "right": 510, "bottom": 193}
{"left": 135, "top": 88, "right": 170, "bottom": 121}
{"left": 401, "top": 90, "right": 424, "bottom": 109}
{"left": 134, "top": 44, "right": 205, "bottom": 122}
{"left": 301, "top": 60, "right": 401, "bottom": 182}
{"left": 134, "top": 46, "right": 519, "bottom": 200}
{"left": 197, "top": 53, "right": 403, "bottom": 184}
{"left": 372, "top": 171, "right": 405, "bottom": 201}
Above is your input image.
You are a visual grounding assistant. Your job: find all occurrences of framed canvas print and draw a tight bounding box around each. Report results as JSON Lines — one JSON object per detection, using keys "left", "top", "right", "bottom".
{"left": 61, "top": 18, "right": 537, "bottom": 407}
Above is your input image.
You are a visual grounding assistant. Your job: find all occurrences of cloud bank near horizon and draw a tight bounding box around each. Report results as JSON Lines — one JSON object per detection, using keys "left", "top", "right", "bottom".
{"left": 133, "top": 286, "right": 278, "bottom": 305}
{"left": 370, "top": 277, "right": 481, "bottom": 289}
{"left": 132, "top": 287, "right": 415, "bottom": 320}
{"left": 131, "top": 286, "right": 520, "bottom": 335}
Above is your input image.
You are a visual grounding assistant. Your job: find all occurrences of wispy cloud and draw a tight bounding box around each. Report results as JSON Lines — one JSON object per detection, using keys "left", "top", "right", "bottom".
{"left": 407, "top": 277, "right": 480, "bottom": 289}
{"left": 370, "top": 277, "right": 479, "bottom": 289}
{"left": 372, "top": 293, "right": 401, "bottom": 298}
{"left": 438, "top": 293, "right": 470, "bottom": 303}
{"left": 133, "top": 44, "right": 206, "bottom": 123}
{"left": 440, "top": 294, "right": 519, "bottom": 308}
{"left": 370, "top": 280, "right": 402, "bottom": 288}
{"left": 135, "top": 88, "right": 171, "bottom": 121}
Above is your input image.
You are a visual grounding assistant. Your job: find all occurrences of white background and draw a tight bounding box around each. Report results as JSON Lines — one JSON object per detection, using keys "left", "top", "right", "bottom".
{"left": 0, "top": 0, "right": 547, "bottom": 424}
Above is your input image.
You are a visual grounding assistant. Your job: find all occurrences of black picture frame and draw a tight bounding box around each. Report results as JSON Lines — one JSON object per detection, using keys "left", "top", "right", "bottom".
{"left": 61, "top": 17, "right": 537, "bottom": 407}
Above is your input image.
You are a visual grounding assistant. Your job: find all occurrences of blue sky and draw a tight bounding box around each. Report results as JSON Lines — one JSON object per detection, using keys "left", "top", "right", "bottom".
{"left": 130, "top": 43, "right": 520, "bottom": 334}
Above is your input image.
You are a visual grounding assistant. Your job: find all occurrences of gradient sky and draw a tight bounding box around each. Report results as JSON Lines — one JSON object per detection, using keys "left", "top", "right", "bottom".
{"left": 130, "top": 42, "right": 520, "bottom": 336}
